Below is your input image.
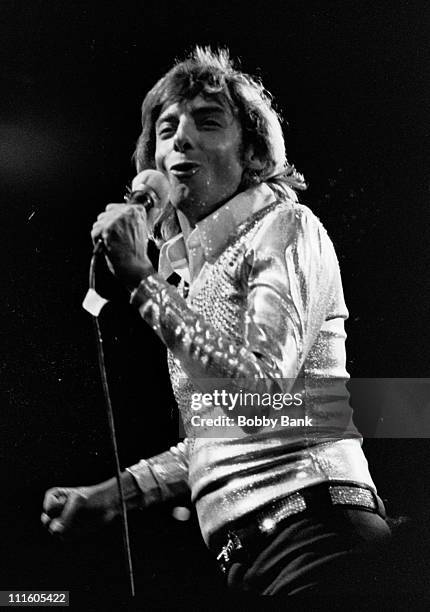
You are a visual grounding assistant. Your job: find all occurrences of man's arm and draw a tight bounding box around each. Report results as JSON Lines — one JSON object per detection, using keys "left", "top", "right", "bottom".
{"left": 41, "top": 471, "right": 143, "bottom": 536}
{"left": 126, "top": 440, "right": 190, "bottom": 504}
{"left": 90, "top": 198, "right": 332, "bottom": 394}
{"left": 42, "top": 440, "right": 190, "bottom": 537}
{"left": 130, "top": 206, "right": 337, "bottom": 410}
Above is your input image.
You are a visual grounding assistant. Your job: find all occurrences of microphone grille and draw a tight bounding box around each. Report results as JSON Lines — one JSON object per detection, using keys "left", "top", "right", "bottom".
{"left": 131, "top": 169, "right": 170, "bottom": 204}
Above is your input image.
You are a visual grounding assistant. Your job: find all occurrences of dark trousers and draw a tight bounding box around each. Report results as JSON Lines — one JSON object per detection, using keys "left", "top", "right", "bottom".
{"left": 225, "top": 505, "right": 391, "bottom": 599}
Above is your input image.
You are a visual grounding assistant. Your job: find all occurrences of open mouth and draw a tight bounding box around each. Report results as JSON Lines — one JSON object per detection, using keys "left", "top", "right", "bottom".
{"left": 170, "top": 162, "right": 200, "bottom": 177}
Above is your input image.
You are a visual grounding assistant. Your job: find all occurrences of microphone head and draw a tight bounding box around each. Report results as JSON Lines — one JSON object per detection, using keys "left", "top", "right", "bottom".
{"left": 131, "top": 169, "right": 170, "bottom": 207}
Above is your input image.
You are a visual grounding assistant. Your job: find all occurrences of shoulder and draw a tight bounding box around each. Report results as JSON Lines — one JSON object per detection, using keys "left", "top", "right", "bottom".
{"left": 250, "top": 196, "right": 333, "bottom": 255}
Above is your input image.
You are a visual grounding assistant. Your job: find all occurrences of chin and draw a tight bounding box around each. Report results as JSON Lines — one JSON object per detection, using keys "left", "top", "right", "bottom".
{"left": 170, "top": 183, "right": 191, "bottom": 208}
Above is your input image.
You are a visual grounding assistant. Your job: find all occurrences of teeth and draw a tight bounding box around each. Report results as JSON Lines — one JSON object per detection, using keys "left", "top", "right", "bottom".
{"left": 171, "top": 164, "right": 199, "bottom": 175}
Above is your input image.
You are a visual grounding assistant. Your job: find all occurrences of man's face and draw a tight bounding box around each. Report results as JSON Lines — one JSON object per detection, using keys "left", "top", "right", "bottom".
{"left": 154, "top": 94, "right": 245, "bottom": 224}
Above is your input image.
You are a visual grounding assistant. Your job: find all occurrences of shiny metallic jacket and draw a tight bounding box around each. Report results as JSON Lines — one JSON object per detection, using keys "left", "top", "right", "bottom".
{"left": 128, "top": 183, "right": 375, "bottom": 545}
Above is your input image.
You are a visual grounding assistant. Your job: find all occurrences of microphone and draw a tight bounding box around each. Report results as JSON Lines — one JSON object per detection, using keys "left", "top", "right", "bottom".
{"left": 126, "top": 169, "right": 170, "bottom": 210}
{"left": 85, "top": 170, "right": 170, "bottom": 316}
{"left": 93, "top": 169, "right": 170, "bottom": 257}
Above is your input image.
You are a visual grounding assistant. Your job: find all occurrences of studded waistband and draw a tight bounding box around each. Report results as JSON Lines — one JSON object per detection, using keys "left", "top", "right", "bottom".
{"left": 215, "top": 482, "right": 382, "bottom": 573}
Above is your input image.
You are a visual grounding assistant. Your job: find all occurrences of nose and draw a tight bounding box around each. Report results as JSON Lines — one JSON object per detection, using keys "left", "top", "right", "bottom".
{"left": 173, "top": 116, "right": 195, "bottom": 153}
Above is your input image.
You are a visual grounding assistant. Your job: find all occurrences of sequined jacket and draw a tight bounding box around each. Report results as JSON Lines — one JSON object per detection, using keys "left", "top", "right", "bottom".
{"left": 128, "top": 183, "right": 375, "bottom": 545}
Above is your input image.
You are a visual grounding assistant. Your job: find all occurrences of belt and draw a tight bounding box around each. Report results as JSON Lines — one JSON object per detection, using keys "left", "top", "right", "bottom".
{"left": 214, "top": 482, "right": 381, "bottom": 574}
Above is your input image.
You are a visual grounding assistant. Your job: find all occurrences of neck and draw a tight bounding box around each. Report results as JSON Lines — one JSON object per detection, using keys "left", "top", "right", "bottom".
{"left": 177, "top": 211, "right": 194, "bottom": 254}
{"left": 179, "top": 190, "right": 240, "bottom": 227}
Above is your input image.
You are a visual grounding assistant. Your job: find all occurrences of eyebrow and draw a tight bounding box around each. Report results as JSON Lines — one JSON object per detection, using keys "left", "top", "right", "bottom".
{"left": 193, "top": 105, "right": 227, "bottom": 119}
{"left": 156, "top": 104, "right": 229, "bottom": 127}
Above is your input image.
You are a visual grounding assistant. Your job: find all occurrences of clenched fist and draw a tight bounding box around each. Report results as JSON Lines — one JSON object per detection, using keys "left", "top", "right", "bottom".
{"left": 41, "top": 485, "right": 116, "bottom": 538}
{"left": 41, "top": 473, "right": 143, "bottom": 539}
{"left": 91, "top": 203, "right": 154, "bottom": 291}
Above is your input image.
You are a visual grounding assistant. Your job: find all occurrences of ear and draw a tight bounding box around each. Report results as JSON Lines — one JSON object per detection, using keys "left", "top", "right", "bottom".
{"left": 244, "top": 146, "right": 265, "bottom": 171}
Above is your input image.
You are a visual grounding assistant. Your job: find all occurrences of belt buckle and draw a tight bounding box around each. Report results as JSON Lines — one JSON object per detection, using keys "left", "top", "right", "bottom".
{"left": 216, "top": 531, "right": 243, "bottom": 573}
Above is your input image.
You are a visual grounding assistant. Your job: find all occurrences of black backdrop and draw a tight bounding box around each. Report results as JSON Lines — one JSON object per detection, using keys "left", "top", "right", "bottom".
{"left": 1, "top": 0, "right": 429, "bottom": 608}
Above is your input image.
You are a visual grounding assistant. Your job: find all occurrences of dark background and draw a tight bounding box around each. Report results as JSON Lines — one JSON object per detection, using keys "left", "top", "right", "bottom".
{"left": 1, "top": 0, "right": 429, "bottom": 608}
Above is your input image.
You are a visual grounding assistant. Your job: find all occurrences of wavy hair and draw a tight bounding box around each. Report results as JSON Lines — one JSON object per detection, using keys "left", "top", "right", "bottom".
{"left": 134, "top": 46, "right": 306, "bottom": 243}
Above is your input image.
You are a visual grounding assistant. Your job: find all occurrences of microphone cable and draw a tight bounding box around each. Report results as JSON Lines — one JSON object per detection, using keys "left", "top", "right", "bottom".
{"left": 88, "top": 239, "right": 135, "bottom": 598}
{"left": 84, "top": 182, "right": 168, "bottom": 598}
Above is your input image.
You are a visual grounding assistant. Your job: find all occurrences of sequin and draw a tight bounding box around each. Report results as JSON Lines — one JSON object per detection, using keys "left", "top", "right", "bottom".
{"left": 129, "top": 187, "right": 376, "bottom": 544}
{"left": 329, "top": 485, "right": 375, "bottom": 509}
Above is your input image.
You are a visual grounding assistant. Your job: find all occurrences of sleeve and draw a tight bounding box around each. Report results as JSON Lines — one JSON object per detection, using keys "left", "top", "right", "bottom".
{"left": 126, "top": 439, "right": 190, "bottom": 506}
{"left": 130, "top": 207, "right": 336, "bottom": 417}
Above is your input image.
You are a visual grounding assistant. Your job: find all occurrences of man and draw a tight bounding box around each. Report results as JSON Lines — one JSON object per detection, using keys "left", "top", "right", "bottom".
{"left": 42, "top": 47, "right": 390, "bottom": 597}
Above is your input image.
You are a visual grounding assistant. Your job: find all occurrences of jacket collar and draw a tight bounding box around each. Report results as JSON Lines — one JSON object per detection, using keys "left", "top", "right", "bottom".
{"left": 158, "top": 182, "right": 296, "bottom": 281}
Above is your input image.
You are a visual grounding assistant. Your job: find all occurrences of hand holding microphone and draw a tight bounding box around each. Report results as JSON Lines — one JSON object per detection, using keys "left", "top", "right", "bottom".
{"left": 91, "top": 170, "right": 169, "bottom": 291}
